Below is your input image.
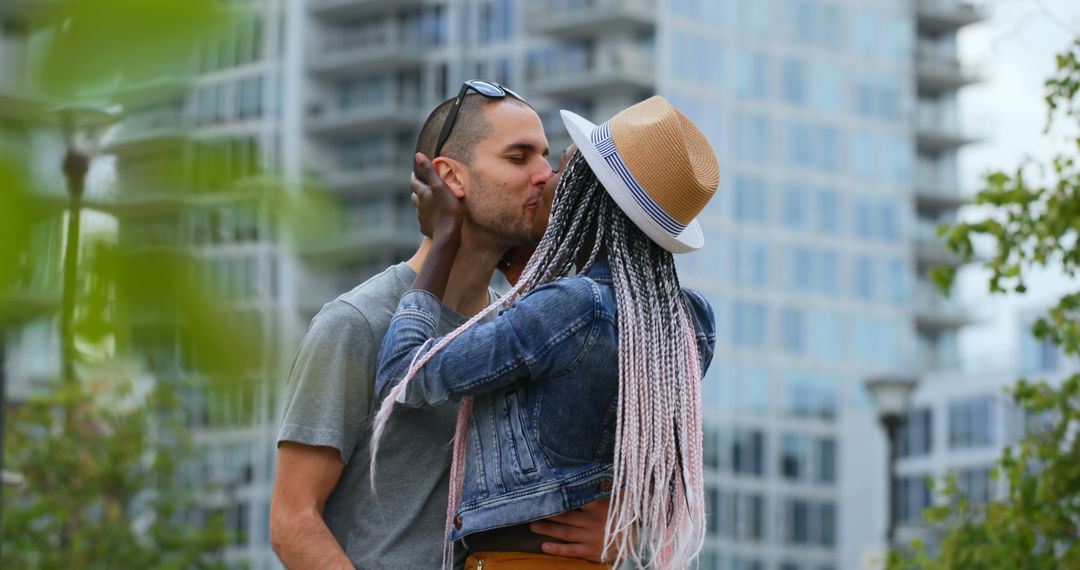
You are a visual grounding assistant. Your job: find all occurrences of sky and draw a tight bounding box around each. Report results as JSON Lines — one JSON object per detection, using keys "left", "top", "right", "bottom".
{"left": 955, "top": 0, "right": 1080, "bottom": 373}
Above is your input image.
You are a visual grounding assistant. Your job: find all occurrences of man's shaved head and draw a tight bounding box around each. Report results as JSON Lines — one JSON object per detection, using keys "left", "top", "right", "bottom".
{"left": 415, "top": 93, "right": 531, "bottom": 167}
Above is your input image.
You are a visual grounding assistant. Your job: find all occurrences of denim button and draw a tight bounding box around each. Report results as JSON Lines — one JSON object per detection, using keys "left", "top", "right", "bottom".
{"left": 454, "top": 516, "right": 463, "bottom": 529}
{"left": 598, "top": 478, "right": 613, "bottom": 492}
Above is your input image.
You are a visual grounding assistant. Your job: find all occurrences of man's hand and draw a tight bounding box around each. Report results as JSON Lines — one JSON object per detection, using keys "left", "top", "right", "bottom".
{"left": 529, "top": 497, "right": 612, "bottom": 563}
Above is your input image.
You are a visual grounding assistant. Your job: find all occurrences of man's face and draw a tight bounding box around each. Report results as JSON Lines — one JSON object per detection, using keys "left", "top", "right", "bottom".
{"left": 530, "top": 144, "right": 576, "bottom": 243}
{"left": 462, "top": 102, "right": 552, "bottom": 248}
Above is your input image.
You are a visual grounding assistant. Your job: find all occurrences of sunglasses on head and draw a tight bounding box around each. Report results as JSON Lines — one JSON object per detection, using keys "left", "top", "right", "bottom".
{"left": 433, "top": 80, "right": 525, "bottom": 159}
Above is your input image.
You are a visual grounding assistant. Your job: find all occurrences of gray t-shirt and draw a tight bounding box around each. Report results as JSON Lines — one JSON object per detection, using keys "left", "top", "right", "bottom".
{"left": 278, "top": 262, "right": 493, "bottom": 568}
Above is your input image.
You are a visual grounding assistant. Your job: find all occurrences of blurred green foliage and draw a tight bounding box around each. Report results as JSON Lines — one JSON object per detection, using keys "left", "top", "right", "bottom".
{"left": 1, "top": 0, "right": 341, "bottom": 565}
{"left": 3, "top": 380, "right": 233, "bottom": 569}
{"left": 893, "top": 37, "right": 1080, "bottom": 569}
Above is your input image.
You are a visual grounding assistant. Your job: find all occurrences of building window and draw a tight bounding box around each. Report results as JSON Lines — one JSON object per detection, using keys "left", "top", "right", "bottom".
{"left": 734, "top": 114, "right": 770, "bottom": 163}
{"left": 734, "top": 49, "right": 769, "bottom": 99}
{"left": 815, "top": 188, "right": 841, "bottom": 235}
{"left": 854, "top": 255, "right": 875, "bottom": 301}
{"left": 1020, "top": 330, "right": 1061, "bottom": 374}
{"left": 730, "top": 238, "right": 770, "bottom": 287}
{"left": 808, "top": 310, "right": 842, "bottom": 361}
{"left": 781, "top": 433, "right": 804, "bottom": 480}
{"left": 783, "top": 498, "right": 837, "bottom": 547}
{"left": 781, "top": 307, "right": 806, "bottom": 355}
{"left": 956, "top": 466, "right": 993, "bottom": 504}
{"left": 788, "top": 247, "right": 813, "bottom": 293}
{"left": 886, "top": 258, "right": 908, "bottom": 304}
{"left": 852, "top": 317, "right": 903, "bottom": 367}
{"left": 711, "top": 488, "right": 767, "bottom": 543}
{"left": 236, "top": 76, "right": 263, "bottom": 120}
{"left": 899, "top": 407, "right": 933, "bottom": 458}
{"left": 783, "top": 371, "right": 837, "bottom": 421}
{"left": 704, "top": 425, "right": 720, "bottom": 471}
{"left": 897, "top": 474, "right": 932, "bottom": 524}
{"left": 787, "top": 122, "right": 840, "bottom": 173}
{"left": 816, "top": 437, "right": 836, "bottom": 484}
{"left": 732, "top": 300, "right": 767, "bottom": 349}
{"left": 781, "top": 183, "right": 807, "bottom": 229}
{"left": 949, "top": 396, "right": 996, "bottom": 449}
{"left": 818, "top": 251, "right": 839, "bottom": 296}
{"left": 733, "top": 175, "right": 768, "bottom": 224}
{"left": 732, "top": 428, "right": 766, "bottom": 477}
{"left": 781, "top": 58, "right": 806, "bottom": 105}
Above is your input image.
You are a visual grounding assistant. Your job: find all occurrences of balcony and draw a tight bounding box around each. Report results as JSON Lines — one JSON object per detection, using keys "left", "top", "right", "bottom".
{"left": 308, "top": 0, "right": 423, "bottom": 20}
{"left": 914, "top": 219, "right": 964, "bottom": 267}
{"left": 297, "top": 261, "right": 389, "bottom": 315}
{"left": 915, "top": 162, "right": 966, "bottom": 212}
{"left": 914, "top": 105, "right": 980, "bottom": 152}
{"left": 297, "top": 206, "right": 418, "bottom": 263}
{"left": 0, "top": 1, "right": 61, "bottom": 26}
{"left": 93, "top": 190, "right": 204, "bottom": 218}
{"left": 308, "top": 30, "right": 425, "bottom": 78}
{"left": 525, "top": 0, "right": 656, "bottom": 38}
{"left": 306, "top": 99, "right": 425, "bottom": 139}
{"left": 915, "top": 44, "right": 979, "bottom": 93}
{"left": 104, "top": 108, "right": 187, "bottom": 154}
{"left": 913, "top": 280, "right": 972, "bottom": 332}
{"left": 2, "top": 282, "right": 61, "bottom": 325}
{"left": 915, "top": 0, "right": 986, "bottom": 34}
{"left": 527, "top": 45, "right": 655, "bottom": 99}
{"left": 319, "top": 163, "right": 404, "bottom": 197}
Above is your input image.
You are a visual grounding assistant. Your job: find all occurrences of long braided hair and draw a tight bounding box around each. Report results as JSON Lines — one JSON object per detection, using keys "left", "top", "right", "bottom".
{"left": 371, "top": 152, "right": 706, "bottom": 568}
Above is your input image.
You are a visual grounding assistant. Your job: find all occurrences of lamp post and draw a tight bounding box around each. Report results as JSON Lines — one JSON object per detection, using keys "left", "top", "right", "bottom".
{"left": 865, "top": 375, "right": 919, "bottom": 550}
{"left": 52, "top": 104, "right": 119, "bottom": 385}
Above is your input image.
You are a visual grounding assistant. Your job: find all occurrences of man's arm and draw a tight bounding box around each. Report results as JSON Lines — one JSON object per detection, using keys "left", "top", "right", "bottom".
{"left": 270, "top": 442, "right": 352, "bottom": 569}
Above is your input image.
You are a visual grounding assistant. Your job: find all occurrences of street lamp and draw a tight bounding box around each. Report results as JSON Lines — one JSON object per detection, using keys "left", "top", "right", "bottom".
{"left": 865, "top": 375, "right": 919, "bottom": 550}
{"left": 51, "top": 103, "right": 119, "bottom": 385}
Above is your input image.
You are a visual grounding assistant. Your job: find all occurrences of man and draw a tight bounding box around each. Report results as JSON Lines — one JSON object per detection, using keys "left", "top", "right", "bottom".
{"left": 270, "top": 86, "right": 608, "bottom": 568}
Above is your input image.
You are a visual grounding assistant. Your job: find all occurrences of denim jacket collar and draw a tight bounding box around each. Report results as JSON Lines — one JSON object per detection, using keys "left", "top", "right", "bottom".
{"left": 581, "top": 259, "right": 611, "bottom": 283}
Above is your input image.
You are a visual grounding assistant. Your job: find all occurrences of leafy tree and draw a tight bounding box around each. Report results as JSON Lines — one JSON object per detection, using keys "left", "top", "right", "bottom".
{"left": 890, "top": 37, "right": 1080, "bottom": 569}
{"left": 3, "top": 380, "right": 232, "bottom": 569}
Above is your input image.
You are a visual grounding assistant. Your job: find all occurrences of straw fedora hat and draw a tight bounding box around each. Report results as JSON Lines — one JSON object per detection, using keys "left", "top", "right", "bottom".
{"left": 560, "top": 96, "right": 719, "bottom": 253}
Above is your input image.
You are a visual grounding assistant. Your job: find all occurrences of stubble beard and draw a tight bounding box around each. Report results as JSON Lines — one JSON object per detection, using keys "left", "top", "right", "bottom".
{"left": 465, "top": 175, "right": 533, "bottom": 250}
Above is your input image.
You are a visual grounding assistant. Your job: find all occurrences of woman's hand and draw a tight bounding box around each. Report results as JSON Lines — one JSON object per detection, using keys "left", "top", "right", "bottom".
{"left": 409, "top": 153, "right": 463, "bottom": 299}
{"left": 410, "top": 172, "right": 435, "bottom": 239}
{"left": 413, "top": 152, "right": 463, "bottom": 245}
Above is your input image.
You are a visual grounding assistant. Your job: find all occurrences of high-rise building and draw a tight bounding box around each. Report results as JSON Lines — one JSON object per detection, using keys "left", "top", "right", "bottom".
{"left": 101, "top": 2, "right": 290, "bottom": 566}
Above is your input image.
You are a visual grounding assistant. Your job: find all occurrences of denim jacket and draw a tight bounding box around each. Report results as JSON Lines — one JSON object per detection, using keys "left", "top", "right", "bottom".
{"left": 375, "top": 260, "right": 716, "bottom": 540}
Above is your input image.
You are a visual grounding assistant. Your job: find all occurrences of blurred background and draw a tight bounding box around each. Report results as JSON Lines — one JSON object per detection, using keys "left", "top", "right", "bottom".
{"left": 1, "top": 0, "right": 1078, "bottom": 568}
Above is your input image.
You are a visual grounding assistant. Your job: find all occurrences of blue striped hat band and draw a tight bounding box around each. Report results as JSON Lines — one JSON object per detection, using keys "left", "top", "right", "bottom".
{"left": 591, "top": 120, "right": 687, "bottom": 236}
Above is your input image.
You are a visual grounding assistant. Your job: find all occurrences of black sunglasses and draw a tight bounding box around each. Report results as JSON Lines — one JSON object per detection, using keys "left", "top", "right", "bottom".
{"left": 433, "top": 80, "right": 524, "bottom": 159}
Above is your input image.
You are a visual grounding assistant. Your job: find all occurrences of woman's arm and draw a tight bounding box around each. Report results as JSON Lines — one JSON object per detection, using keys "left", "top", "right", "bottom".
{"left": 376, "top": 278, "right": 602, "bottom": 407}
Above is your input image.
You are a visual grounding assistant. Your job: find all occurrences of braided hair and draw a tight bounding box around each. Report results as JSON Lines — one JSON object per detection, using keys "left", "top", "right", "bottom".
{"left": 371, "top": 152, "right": 706, "bottom": 568}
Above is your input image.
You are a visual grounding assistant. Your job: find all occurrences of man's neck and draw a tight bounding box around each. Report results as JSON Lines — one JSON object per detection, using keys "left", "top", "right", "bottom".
{"left": 406, "top": 234, "right": 504, "bottom": 318}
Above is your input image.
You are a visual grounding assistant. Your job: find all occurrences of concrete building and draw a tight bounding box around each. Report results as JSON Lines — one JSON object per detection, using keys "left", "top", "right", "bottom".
{"left": 893, "top": 307, "right": 1077, "bottom": 551}
{"left": 0, "top": 2, "right": 65, "bottom": 409}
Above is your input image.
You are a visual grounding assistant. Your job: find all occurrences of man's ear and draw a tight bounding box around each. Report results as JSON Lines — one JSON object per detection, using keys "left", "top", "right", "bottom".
{"left": 432, "top": 157, "right": 467, "bottom": 199}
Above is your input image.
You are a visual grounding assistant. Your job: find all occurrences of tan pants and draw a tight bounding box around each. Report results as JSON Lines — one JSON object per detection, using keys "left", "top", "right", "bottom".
{"left": 465, "top": 551, "right": 612, "bottom": 569}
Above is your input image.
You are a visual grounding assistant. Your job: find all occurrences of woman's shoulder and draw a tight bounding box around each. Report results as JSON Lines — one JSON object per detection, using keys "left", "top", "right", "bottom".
{"left": 681, "top": 288, "right": 716, "bottom": 332}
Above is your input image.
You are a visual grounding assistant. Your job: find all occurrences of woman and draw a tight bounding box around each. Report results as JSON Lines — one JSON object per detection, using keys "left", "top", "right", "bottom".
{"left": 372, "top": 96, "right": 719, "bottom": 569}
